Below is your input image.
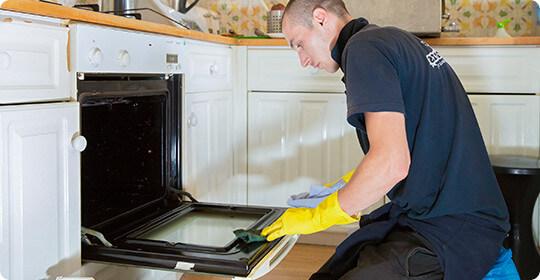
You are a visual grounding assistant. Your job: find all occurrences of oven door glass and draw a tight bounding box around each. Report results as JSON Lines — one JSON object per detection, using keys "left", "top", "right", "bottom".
{"left": 78, "top": 74, "right": 297, "bottom": 279}
{"left": 138, "top": 209, "right": 263, "bottom": 247}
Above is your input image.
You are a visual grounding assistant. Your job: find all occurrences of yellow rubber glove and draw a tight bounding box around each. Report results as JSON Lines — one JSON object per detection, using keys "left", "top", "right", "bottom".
{"left": 261, "top": 192, "right": 359, "bottom": 241}
{"left": 323, "top": 169, "right": 355, "bottom": 187}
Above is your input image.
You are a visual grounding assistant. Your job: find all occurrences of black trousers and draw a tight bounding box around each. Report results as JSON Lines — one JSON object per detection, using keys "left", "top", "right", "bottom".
{"left": 311, "top": 227, "right": 444, "bottom": 280}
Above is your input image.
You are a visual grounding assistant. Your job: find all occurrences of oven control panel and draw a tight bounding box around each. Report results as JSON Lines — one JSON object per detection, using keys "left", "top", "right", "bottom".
{"left": 70, "top": 23, "right": 184, "bottom": 74}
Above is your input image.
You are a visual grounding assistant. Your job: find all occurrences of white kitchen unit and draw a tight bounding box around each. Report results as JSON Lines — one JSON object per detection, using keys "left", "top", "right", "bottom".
{"left": 0, "top": 11, "right": 81, "bottom": 280}
{"left": 181, "top": 40, "right": 246, "bottom": 205}
{"left": 246, "top": 47, "right": 381, "bottom": 211}
{"left": 184, "top": 91, "right": 238, "bottom": 204}
{"left": 440, "top": 48, "right": 540, "bottom": 245}
{"left": 247, "top": 92, "right": 361, "bottom": 207}
{"left": 248, "top": 48, "right": 345, "bottom": 93}
{"left": 437, "top": 46, "right": 540, "bottom": 94}
{"left": 469, "top": 94, "right": 540, "bottom": 157}
{"left": 245, "top": 46, "right": 540, "bottom": 246}
{"left": 0, "top": 103, "right": 81, "bottom": 280}
{"left": 182, "top": 40, "right": 233, "bottom": 93}
{"left": 0, "top": 11, "right": 71, "bottom": 104}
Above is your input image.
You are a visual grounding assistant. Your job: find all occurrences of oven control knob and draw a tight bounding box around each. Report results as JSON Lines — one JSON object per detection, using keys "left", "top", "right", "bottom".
{"left": 118, "top": 50, "right": 130, "bottom": 67}
{"left": 71, "top": 135, "right": 88, "bottom": 152}
{"left": 88, "top": 47, "right": 103, "bottom": 68}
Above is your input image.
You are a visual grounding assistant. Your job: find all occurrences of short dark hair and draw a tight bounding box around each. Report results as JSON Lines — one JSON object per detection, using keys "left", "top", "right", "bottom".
{"left": 284, "top": 0, "right": 350, "bottom": 27}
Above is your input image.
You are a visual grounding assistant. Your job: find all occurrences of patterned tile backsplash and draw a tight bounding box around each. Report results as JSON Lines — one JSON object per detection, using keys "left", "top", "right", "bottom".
{"left": 444, "top": 0, "right": 538, "bottom": 37}
{"left": 198, "top": 0, "right": 287, "bottom": 35}
{"left": 199, "top": 0, "right": 540, "bottom": 37}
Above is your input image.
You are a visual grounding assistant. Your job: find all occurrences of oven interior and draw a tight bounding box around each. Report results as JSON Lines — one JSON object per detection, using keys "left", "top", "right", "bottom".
{"left": 77, "top": 74, "right": 284, "bottom": 273}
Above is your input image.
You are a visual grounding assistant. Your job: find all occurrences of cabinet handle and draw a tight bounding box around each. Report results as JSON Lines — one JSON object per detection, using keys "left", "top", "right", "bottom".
{"left": 209, "top": 63, "right": 219, "bottom": 76}
{"left": 71, "top": 134, "right": 88, "bottom": 152}
{"left": 187, "top": 113, "right": 198, "bottom": 128}
{"left": 0, "top": 51, "right": 11, "bottom": 70}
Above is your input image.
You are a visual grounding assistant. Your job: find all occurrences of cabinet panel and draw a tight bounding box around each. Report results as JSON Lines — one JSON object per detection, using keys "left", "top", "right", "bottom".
{"left": 183, "top": 41, "right": 232, "bottom": 93}
{"left": 0, "top": 102, "right": 80, "bottom": 280}
{"left": 183, "top": 92, "right": 244, "bottom": 204}
{"left": 247, "top": 92, "right": 362, "bottom": 207}
{"left": 468, "top": 95, "right": 540, "bottom": 157}
{"left": 437, "top": 47, "right": 540, "bottom": 94}
{"left": 247, "top": 48, "right": 345, "bottom": 93}
{"left": 0, "top": 17, "right": 70, "bottom": 104}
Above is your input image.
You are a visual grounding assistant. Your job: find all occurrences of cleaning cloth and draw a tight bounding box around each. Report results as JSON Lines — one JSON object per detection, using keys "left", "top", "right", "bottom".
{"left": 287, "top": 179, "right": 346, "bottom": 208}
{"left": 234, "top": 229, "right": 266, "bottom": 243}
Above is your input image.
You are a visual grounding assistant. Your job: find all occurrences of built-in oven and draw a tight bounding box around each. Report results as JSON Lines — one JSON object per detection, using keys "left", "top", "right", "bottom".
{"left": 71, "top": 24, "right": 297, "bottom": 279}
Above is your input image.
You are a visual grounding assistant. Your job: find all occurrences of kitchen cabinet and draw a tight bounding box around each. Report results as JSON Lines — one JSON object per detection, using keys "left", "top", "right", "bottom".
{"left": 247, "top": 92, "right": 365, "bottom": 207}
{"left": 182, "top": 41, "right": 246, "bottom": 205}
{"left": 183, "top": 91, "right": 244, "bottom": 204}
{"left": 247, "top": 48, "right": 345, "bottom": 93}
{"left": 0, "top": 11, "right": 71, "bottom": 104}
{"left": 468, "top": 94, "right": 540, "bottom": 157}
{"left": 437, "top": 46, "right": 540, "bottom": 94}
{"left": 0, "top": 102, "right": 81, "bottom": 280}
{"left": 0, "top": 11, "right": 81, "bottom": 280}
{"left": 246, "top": 47, "right": 384, "bottom": 212}
{"left": 182, "top": 40, "right": 233, "bottom": 93}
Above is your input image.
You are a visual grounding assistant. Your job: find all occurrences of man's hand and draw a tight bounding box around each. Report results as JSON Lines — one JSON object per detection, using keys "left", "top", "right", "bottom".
{"left": 261, "top": 192, "right": 359, "bottom": 241}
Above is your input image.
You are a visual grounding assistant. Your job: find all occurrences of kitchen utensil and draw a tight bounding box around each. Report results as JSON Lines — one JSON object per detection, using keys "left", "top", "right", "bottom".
{"left": 267, "top": 3, "right": 284, "bottom": 33}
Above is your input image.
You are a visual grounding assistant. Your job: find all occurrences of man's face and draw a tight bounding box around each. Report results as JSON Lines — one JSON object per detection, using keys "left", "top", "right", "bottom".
{"left": 282, "top": 16, "right": 340, "bottom": 73}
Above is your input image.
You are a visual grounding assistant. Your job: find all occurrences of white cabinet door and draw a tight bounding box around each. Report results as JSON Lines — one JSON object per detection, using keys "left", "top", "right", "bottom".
{"left": 247, "top": 48, "right": 345, "bottom": 93}
{"left": 436, "top": 46, "right": 540, "bottom": 94}
{"left": 0, "top": 102, "right": 81, "bottom": 280}
{"left": 468, "top": 94, "right": 540, "bottom": 157}
{"left": 0, "top": 14, "right": 71, "bottom": 104}
{"left": 247, "top": 92, "right": 363, "bottom": 207}
{"left": 183, "top": 92, "right": 245, "bottom": 204}
{"left": 183, "top": 41, "right": 232, "bottom": 93}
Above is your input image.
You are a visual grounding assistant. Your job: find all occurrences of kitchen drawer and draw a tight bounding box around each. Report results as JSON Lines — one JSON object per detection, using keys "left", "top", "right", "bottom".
{"left": 183, "top": 40, "right": 232, "bottom": 93}
{"left": 248, "top": 48, "right": 345, "bottom": 93}
{"left": 0, "top": 12, "right": 70, "bottom": 104}
{"left": 436, "top": 46, "right": 540, "bottom": 94}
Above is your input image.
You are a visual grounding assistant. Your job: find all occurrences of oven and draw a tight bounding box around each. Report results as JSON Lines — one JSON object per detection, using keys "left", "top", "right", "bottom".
{"left": 71, "top": 23, "right": 297, "bottom": 279}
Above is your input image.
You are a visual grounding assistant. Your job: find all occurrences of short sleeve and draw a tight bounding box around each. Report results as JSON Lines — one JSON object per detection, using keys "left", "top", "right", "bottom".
{"left": 344, "top": 40, "right": 405, "bottom": 128}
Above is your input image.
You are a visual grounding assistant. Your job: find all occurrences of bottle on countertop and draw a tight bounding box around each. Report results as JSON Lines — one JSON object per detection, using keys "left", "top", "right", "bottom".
{"left": 495, "top": 19, "right": 512, "bottom": 38}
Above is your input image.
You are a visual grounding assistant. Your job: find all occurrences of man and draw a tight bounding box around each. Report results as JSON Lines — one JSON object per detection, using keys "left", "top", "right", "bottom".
{"left": 261, "top": 0, "right": 511, "bottom": 279}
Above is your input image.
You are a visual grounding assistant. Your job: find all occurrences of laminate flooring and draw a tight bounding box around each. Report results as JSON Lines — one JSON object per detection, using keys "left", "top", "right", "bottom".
{"left": 181, "top": 244, "right": 335, "bottom": 280}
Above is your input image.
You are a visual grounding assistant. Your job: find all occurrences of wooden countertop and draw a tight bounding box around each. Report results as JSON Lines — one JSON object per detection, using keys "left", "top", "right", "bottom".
{"left": 238, "top": 36, "right": 540, "bottom": 46}
{"left": 3, "top": 0, "right": 540, "bottom": 46}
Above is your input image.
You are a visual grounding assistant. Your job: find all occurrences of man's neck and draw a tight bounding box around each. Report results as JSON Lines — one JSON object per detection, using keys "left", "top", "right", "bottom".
{"left": 330, "top": 16, "right": 354, "bottom": 52}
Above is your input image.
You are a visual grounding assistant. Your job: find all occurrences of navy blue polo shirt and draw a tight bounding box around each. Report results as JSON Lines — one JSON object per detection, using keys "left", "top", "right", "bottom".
{"left": 326, "top": 18, "right": 510, "bottom": 279}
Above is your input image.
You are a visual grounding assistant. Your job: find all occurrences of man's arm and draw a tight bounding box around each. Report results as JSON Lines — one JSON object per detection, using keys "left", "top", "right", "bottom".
{"left": 338, "top": 111, "right": 410, "bottom": 216}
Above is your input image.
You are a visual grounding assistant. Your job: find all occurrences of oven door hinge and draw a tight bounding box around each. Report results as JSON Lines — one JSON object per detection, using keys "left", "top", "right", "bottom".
{"left": 81, "top": 227, "right": 113, "bottom": 248}
{"left": 168, "top": 187, "right": 199, "bottom": 203}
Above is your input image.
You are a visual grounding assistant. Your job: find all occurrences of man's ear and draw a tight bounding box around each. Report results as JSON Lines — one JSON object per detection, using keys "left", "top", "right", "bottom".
{"left": 312, "top": 7, "right": 328, "bottom": 26}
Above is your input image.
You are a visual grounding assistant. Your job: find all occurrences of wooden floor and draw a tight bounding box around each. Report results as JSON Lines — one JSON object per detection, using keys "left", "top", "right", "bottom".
{"left": 182, "top": 244, "right": 335, "bottom": 280}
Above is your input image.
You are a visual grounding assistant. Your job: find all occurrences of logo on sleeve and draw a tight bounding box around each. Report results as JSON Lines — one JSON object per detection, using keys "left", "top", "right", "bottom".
{"left": 420, "top": 40, "right": 446, "bottom": 69}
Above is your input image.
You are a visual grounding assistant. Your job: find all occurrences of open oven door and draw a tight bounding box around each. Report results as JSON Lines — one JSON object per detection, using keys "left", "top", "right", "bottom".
{"left": 77, "top": 73, "right": 298, "bottom": 279}
{"left": 81, "top": 200, "right": 298, "bottom": 279}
